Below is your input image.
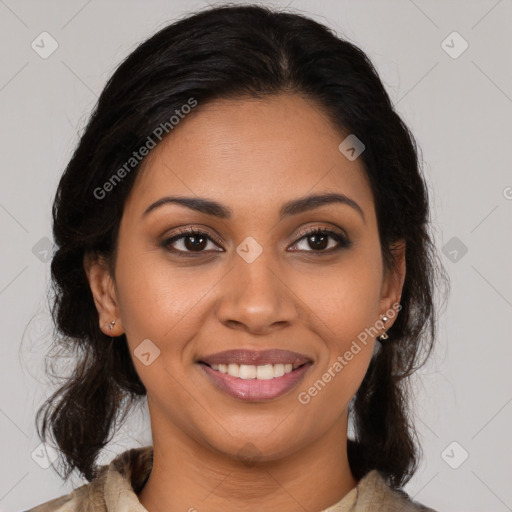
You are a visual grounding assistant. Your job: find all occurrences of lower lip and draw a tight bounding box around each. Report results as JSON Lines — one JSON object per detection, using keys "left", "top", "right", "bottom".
{"left": 199, "top": 362, "right": 312, "bottom": 402}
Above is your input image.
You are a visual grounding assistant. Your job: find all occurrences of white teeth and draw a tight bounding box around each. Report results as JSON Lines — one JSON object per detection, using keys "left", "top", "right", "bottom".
{"left": 273, "top": 363, "right": 285, "bottom": 378}
{"left": 239, "top": 364, "right": 257, "bottom": 379}
{"left": 208, "top": 362, "right": 301, "bottom": 379}
{"left": 256, "top": 364, "right": 274, "bottom": 380}
{"left": 227, "top": 363, "right": 239, "bottom": 377}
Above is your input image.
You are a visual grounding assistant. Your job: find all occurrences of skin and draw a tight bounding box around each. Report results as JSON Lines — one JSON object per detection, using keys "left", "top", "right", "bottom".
{"left": 85, "top": 93, "right": 405, "bottom": 512}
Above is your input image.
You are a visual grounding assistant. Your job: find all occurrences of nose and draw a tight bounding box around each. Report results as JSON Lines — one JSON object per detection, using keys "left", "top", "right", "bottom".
{"left": 214, "top": 247, "right": 299, "bottom": 335}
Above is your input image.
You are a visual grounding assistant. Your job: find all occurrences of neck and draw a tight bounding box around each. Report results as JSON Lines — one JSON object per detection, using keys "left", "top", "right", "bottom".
{"left": 138, "top": 413, "right": 357, "bottom": 512}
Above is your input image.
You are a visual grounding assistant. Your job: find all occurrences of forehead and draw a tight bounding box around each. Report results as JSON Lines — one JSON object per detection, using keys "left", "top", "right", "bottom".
{"left": 125, "top": 93, "right": 374, "bottom": 221}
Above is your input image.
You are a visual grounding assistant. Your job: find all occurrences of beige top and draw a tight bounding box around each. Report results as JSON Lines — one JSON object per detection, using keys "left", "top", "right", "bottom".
{"left": 25, "top": 446, "right": 437, "bottom": 512}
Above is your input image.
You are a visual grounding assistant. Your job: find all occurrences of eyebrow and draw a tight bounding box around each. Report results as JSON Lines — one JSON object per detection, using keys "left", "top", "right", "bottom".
{"left": 142, "top": 192, "right": 365, "bottom": 223}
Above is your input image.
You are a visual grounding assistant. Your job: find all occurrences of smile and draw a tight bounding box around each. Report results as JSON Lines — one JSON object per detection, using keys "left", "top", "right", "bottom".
{"left": 209, "top": 362, "right": 302, "bottom": 379}
{"left": 198, "top": 361, "right": 312, "bottom": 401}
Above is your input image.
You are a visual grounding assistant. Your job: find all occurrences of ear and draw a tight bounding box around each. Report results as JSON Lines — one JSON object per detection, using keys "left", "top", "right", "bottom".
{"left": 83, "top": 251, "right": 123, "bottom": 337}
{"left": 379, "top": 239, "right": 406, "bottom": 328}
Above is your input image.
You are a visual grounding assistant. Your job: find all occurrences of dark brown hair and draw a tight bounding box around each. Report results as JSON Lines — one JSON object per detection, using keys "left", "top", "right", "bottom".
{"left": 35, "top": 3, "right": 447, "bottom": 488}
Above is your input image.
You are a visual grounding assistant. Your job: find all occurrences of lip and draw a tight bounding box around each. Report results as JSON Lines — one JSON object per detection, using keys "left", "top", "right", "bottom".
{"left": 199, "top": 361, "right": 313, "bottom": 402}
{"left": 198, "top": 349, "right": 312, "bottom": 366}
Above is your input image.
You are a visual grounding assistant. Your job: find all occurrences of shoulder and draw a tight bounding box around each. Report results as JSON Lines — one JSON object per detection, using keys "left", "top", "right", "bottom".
{"left": 356, "top": 470, "right": 438, "bottom": 512}
{"left": 22, "top": 481, "right": 102, "bottom": 512}
{"left": 23, "top": 446, "right": 152, "bottom": 512}
{"left": 23, "top": 465, "right": 109, "bottom": 511}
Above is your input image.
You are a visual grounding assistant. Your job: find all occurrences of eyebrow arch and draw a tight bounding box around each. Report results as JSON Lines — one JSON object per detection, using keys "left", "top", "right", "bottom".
{"left": 142, "top": 192, "right": 365, "bottom": 223}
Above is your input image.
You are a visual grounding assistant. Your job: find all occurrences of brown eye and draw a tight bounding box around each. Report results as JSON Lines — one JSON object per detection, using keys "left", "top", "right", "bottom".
{"left": 161, "top": 227, "right": 351, "bottom": 257}
{"left": 289, "top": 228, "right": 351, "bottom": 253}
{"left": 162, "top": 228, "right": 223, "bottom": 255}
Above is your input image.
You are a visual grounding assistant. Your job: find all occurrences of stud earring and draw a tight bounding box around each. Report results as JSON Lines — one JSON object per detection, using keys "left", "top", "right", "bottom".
{"left": 108, "top": 320, "right": 116, "bottom": 333}
{"left": 378, "top": 315, "right": 389, "bottom": 341}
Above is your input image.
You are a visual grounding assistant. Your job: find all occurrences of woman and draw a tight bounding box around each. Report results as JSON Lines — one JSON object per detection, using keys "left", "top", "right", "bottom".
{"left": 26, "top": 4, "right": 446, "bottom": 511}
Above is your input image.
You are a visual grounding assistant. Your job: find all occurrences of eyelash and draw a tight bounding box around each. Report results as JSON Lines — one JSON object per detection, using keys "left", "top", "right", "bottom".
{"left": 160, "top": 226, "right": 351, "bottom": 256}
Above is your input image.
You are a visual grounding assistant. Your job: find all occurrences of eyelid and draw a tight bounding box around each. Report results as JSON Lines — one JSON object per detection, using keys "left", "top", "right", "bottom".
{"left": 294, "top": 225, "right": 348, "bottom": 242}
{"left": 164, "top": 226, "right": 224, "bottom": 247}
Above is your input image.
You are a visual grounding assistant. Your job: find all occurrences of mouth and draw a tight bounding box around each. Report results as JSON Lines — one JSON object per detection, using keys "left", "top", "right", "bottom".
{"left": 196, "top": 349, "right": 313, "bottom": 401}
{"left": 200, "top": 361, "right": 307, "bottom": 379}
{"left": 198, "top": 348, "right": 312, "bottom": 367}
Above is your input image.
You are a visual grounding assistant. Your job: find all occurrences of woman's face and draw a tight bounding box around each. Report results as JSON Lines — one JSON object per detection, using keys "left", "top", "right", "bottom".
{"left": 87, "top": 93, "right": 404, "bottom": 462}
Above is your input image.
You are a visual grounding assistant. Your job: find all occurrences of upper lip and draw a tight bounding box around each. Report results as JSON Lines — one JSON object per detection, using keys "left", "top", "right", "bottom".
{"left": 198, "top": 349, "right": 312, "bottom": 366}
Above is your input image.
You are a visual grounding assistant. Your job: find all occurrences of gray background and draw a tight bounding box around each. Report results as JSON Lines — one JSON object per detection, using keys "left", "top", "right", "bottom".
{"left": 1, "top": 1, "right": 511, "bottom": 511}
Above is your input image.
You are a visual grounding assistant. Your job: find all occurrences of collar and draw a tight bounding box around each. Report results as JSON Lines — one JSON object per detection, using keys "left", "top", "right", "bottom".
{"left": 53, "top": 445, "right": 431, "bottom": 512}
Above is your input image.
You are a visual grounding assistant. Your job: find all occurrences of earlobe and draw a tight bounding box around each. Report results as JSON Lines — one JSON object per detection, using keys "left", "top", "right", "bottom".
{"left": 83, "top": 252, "right": 123, "bottom": 336}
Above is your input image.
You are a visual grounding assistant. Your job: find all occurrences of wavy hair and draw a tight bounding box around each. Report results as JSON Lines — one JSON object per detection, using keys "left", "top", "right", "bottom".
{"left": 35, "top": 3, "right": 448, "bottom": 488}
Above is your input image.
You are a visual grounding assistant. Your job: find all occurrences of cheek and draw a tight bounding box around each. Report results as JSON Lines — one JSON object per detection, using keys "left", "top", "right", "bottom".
{"left": 295, "top": 252, "right": 383, "bottom": 341}
{"left": 113, "top": 243, "right": 219, "bottom": 362}
{"left": 295, "top": 268, "right": 379, "bottom": 417}
{"left": 293, "top": 248, "right": 382, "bottom": 398}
